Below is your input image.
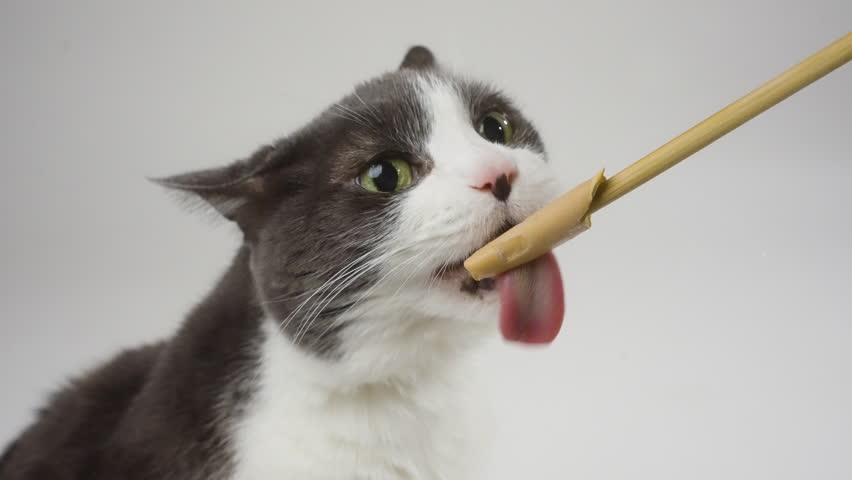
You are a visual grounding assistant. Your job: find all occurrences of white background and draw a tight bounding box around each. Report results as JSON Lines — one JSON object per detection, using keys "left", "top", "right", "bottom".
{"left": 1, "top": 1, "right": 851, "bottom": 478}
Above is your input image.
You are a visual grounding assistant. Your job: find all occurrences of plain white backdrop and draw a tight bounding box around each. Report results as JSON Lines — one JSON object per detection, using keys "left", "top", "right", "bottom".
{"left": 1, "top": 1, "right": 850, "bottom": 478}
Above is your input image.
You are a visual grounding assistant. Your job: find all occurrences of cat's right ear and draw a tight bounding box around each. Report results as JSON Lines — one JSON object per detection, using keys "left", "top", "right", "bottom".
{"left": 399, "top": 45, "right": 436, "bottom": 70}
{"left": 150, "top": 145, "right": 278, "bottom": 228}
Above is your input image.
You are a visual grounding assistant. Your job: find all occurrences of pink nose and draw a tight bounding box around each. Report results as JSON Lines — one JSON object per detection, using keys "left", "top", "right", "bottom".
{"left": 471, "top": 167, "right": 518, "bottom": 202}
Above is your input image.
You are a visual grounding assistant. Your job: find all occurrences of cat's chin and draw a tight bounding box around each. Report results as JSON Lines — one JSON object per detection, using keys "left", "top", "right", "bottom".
{"left": 433, "top": 261, "right": 497, "bottom": 297}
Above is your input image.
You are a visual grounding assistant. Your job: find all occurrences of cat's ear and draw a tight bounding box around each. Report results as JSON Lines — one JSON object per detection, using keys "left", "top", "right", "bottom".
{"left": 151, "top": 145, "right": 277, "bottom": 225}
{"left": 399, "top": 46, "right": 436, "bottom": 71}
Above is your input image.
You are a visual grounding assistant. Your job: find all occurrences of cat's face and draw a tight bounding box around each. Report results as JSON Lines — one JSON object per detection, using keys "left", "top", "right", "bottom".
{"left": 160, "top": 47, "right": 560, "bottom": 375}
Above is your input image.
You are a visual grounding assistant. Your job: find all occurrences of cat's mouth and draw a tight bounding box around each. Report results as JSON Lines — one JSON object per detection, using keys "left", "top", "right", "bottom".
{"left": 433, "top": 221, "right": 516, "bottom": 295}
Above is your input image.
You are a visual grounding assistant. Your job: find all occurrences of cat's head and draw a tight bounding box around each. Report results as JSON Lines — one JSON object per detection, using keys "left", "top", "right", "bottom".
{"left": 158, "top": 47, "right": 560, "bottom": 378}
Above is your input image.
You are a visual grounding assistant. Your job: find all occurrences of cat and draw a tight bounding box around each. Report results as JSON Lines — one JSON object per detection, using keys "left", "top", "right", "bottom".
{"left": 0, "top": 46, "right": 562, "bottom": 480}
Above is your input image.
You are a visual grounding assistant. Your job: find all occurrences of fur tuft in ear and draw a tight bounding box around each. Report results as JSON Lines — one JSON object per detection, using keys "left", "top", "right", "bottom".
{"left": 399, "top": 45, "right": 436, "bottom": 70}
{"left": 151, "top": 145, "right": 276, "bottom": 222}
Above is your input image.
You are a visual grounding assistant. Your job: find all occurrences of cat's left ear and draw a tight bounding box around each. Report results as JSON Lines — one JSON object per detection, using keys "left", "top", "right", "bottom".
{"left": 151, "top": 144, "right": 278, "bottom": 227}
{"left": 399, "top": 45, "right": 436, "bottom": 70}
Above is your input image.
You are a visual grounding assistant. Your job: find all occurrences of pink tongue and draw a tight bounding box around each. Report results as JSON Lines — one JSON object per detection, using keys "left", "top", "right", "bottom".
{"left": 496, "top": 252, "right": 565, "bottom": 344}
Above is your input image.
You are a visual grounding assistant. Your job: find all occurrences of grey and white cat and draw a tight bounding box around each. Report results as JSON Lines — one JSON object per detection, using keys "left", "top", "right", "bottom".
{"left": 0, "top": 46, "right": 564, "bottom": 479}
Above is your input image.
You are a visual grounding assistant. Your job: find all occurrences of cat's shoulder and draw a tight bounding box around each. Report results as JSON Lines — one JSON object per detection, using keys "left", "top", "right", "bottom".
{"left": 53, "top": 341, "right": 166, "bottom": 413}
{"left": 0, "top": 342, "right": 166, "bottom": 479}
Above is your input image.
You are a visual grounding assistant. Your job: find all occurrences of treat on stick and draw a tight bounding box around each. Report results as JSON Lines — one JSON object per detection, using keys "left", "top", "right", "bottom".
{"left": 465, "top": 170, "right": 605, "bottom": 281}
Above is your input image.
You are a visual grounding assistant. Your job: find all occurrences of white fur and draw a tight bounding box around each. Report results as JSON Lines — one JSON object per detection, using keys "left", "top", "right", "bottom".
{"left": 231, "top": 321, "right": 490, "bottom": 480}
{"left": 230, "top": 77, "right": 560, "bottom": 479}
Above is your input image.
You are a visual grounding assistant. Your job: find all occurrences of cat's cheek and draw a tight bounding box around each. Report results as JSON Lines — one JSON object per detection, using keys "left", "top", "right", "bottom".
{"left": 392, "top": 179, "right": 507, "bottom": 261}
{"left": 419, "top": 283, "right": 501, "bottom": 324}
{"left": 509, "top": 152, "right": 563, "bottom": 219}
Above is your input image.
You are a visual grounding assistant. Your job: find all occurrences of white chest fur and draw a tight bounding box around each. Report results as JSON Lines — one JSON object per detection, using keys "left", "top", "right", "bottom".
{"left": 229, "top": 321, "right": 490, "bottom": 480}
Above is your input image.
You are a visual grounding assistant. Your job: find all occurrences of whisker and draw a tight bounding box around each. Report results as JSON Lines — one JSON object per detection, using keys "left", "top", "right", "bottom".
{"left": 352, "top": 91, "right": 381, "bottom": 123}
{"left": 289, "top": 240, "right": 411, "bottom": 343}
{"left": 276, "top": 242, "right": 385, "bottom": 331}
{"left": 294, "top": 255, "right": 389, "bottom": 344}
{"left": 306, "top": 254, "right": 421, "bottom": 348}
{"left": 388, "top": 239, "right": 449, "bottom": 300}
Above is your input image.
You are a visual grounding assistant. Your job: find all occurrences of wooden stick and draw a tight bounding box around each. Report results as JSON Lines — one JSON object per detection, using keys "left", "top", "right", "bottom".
{"left": 589, "top": 31, "right": 852, "bottom": 214}
{"left": 465, "top": 32, "right": 852, "bottom": 280}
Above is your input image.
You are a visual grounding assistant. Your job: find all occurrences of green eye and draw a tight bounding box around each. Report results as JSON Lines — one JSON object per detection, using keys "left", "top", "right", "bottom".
{"left": 357, "top": 157, "right": 413, "bottom": 193}
{"left": 478, "top": 112, "right": 513, "bottom": 144}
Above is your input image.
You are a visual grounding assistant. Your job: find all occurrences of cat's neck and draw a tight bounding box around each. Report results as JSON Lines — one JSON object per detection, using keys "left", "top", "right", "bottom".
{"left": 229, "top": 317, "right": 490, "bottom": 479}
{"left": 254, "top": 316, "right": 479, "bottom": 395}
{"left": 177, "top": 244, "right": 479, "bottom": 388}
{"left": 163, "top": 245, "right": 265, "bottom": 379}
{"left": 169, "top": 246, "right": 491, "bottom": 478}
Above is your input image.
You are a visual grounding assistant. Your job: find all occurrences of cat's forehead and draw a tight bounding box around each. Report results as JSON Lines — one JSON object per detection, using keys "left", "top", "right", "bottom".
{"left": 342, "top": 70, "right": 508, "bottom": 128}
{"left": 318, "top": 69, "right": 540, "bottom": 159}
{"left": 334, "top": 71, "right": 435, "bottom": 153}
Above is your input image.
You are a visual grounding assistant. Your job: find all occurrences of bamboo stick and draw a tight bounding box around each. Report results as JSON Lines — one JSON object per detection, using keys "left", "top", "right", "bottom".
{"left": 465, "top": 32, "right": 852, "bottom": 280}
{"left": 589, "top": 31, "right": 852, "bottom": 213}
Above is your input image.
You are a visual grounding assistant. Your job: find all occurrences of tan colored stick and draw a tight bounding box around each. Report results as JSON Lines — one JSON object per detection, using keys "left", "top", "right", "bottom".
{"left": 465, "top": 32, "right": 852, "bottom": 280}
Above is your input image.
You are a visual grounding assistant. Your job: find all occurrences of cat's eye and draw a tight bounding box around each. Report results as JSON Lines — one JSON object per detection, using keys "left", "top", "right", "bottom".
{"left": 478, "top": 112, "right": 513, "bottom": 145}
{"left": 357, "top": 157, "right": 413, "bottom": 193}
